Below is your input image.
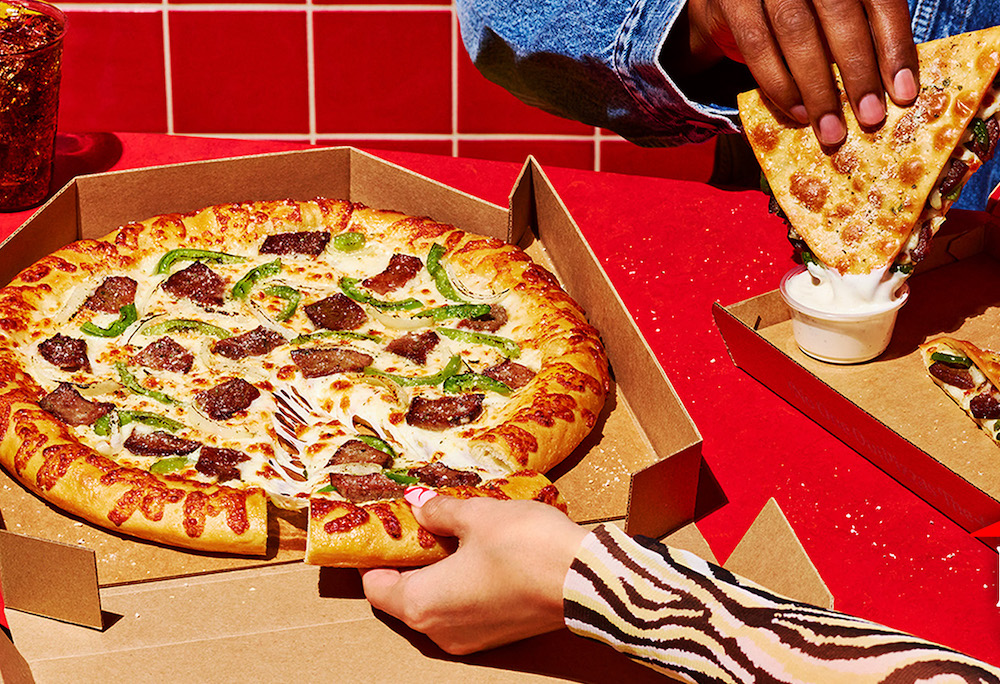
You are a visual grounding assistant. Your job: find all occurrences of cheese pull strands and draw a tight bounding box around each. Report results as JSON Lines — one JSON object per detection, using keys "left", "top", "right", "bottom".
{"left": 80, "top": 303, "right": 138, "bottom": 338}
{"left": 154, "top": 248, "right": 248, "bottom": 275}
{"left": 232, "top": 259, "right": 282, "bottom": 300}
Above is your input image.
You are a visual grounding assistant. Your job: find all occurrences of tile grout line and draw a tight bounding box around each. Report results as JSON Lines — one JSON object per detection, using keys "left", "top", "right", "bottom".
{"left": 162, "top": 0, "right": 174, "bottom": 134}
{"left": 305, "top": 0, "right": 317, "bottom": 144}
{"left": 450, "top": 2, "right": 458, "bottom": 158}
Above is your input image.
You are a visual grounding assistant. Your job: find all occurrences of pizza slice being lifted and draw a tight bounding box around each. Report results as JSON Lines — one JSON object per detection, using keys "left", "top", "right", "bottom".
{"left": 739, "top": 25, "right": 1000, "bottom": 276}
{"left": 920, "top": 336, "right": 1000, "bottom": 445}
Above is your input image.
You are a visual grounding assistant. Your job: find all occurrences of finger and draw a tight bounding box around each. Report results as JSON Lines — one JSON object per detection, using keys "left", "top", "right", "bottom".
{"left": 811, "top": 0, "right": 886, "bottom": 127}
{"left": 718, "top": 0, "right": 809, "bottom": 123}
{"left": 408, "top": 492, "right": 472, "bottom": 537}
{"left": 863, "top": 0, "right": 919, "bottom": 104}
{"left": 361, "top": 567, "right": 407, "bottom": 616}
{"left": 763, "top": 0, "right": 847, "bottom": 145}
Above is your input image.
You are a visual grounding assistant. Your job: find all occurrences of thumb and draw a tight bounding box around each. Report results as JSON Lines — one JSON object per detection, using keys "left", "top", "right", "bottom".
{"left": 405, "top": 487, "right": 468, "bottom": 537}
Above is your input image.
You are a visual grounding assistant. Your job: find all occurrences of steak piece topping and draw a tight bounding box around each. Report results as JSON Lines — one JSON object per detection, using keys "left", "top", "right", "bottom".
{"left": 409, "top": 461, "right": 481, "bottom": 488}
{"left": 386, "top": 330, "right": 439, "bottom": 365}
{"left": 38, "top": 333, "right": 91, "bottom": 373}
{"left": 39, "top": 383, "right": 113, "bottom": 426}
{"left": 83, "top": 276, "right": 137, "bottom": 313}
{"left": 405, "top": 394, "right": 484, "bottom": 431}
{"left": 124, "top": 430, "right": 201, "bottom": 457}
{"left": 304, "top": 294, "right": 367, "bottom": 331}
{"left": 290, "top": 346, "right": 373, "bottom": 378}
{"left": 971, "top": 393, "right": 1000, "bottom": 421}
{"left": 196, "top": 446, "right": 249, "bottom": 482}
{"left": 162, "top": 261, "right": 225, "bottom": 308}
{"left": 483, "top": 359, "right": 536, "bottom": 390}
{"left": 195, "top": 378, "right": 261, "bottom": 420}
{"left": 458, "top": 304, "right": 508, "bottom": 333}
{"left": 362, "top": 253, "right": 423, "bottom": 295}
{"left": 133, "top": 336, "right": 194, "bottom": 374}
{"left": 259, "top": 231, "right": 331, "bottom": 256}
{"left": 211, "top": 326, "right": 286, "bottom": 360}
{"left": 326, "top": 439, "right": 393, "bottom": 468}
{"left": 929, "top": 361, "right": 975, "bottom": 390}
{"left": 329, "top": 472, "right": 406, "bottom": 503}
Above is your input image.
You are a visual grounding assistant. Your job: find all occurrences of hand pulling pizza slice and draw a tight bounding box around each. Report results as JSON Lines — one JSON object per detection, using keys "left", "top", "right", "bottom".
{"left": 0, "top": 199, "right": 609, "bottom": 566}
{"left": 920, "top": 336, "right": 1000, "bottom": 444}
{"left": 739, "top": 24, "right": 1000, "bottom": 276}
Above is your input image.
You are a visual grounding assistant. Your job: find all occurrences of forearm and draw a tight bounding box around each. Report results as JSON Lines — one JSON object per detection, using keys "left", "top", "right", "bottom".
{"left": 455, "top": 0, "right": 742, "bottom": 146}
{"left": 564, "top": 524, "right": 1000, "bottom": 682}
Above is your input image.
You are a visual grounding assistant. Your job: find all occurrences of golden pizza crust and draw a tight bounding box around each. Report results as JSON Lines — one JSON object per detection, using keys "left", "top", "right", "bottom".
{"left": 0, "top": 351, "right": 269, "bottom": 555}
{"left": 0, "top": 199, "right": 605, "bottom": 566}
{"left": 739, "top": 25, "right": 1000, "bottom": 275}
{"left": 304, "top": 470, "right": 564, "bottom": 567}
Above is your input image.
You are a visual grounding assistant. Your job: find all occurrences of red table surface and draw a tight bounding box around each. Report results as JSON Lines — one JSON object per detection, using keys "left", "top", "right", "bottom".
{"left": 2, "top": 132, "right": 998, "bottom": 668}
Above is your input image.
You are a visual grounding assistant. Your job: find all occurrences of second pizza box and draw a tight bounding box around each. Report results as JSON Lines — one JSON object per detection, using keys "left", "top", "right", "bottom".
{"left": 714, "top": 209, "right": 1000, "bottom": 539}
{"left": 0, "top": 146, "right": 719, "bottom": 601}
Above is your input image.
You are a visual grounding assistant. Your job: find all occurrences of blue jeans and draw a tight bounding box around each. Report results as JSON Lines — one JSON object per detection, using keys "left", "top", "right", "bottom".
{"left": 458, "top": 0, "right": 1000, "bottom": 208}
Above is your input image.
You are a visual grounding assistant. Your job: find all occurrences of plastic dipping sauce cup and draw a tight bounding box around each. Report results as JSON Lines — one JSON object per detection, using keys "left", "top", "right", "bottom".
{"left": 0, "top": 0, "right": 65, "bottom": 212}
{"left": 779, "top": 264, "right": 909, "bottom": 364}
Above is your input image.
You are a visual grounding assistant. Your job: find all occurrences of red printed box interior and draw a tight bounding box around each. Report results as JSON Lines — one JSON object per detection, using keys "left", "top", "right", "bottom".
{"left": 714, "top": 209, "right": 1000, "bottom": 539}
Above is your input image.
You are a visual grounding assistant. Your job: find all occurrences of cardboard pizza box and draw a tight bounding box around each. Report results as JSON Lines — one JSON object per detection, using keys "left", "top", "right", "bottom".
{"left": 714, "top": 208, "right": 1000, "bottom": 541}
{"left": 2, "top": 498, "right": 829, "bottom": 684}
{"left": 0, "top": 147, "right": 723, "bottom": 609}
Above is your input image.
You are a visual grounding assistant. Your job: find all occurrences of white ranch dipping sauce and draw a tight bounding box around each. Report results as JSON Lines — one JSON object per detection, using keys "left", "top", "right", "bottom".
{"left": 779, "top": 264, "right": 909, "bottom": 364}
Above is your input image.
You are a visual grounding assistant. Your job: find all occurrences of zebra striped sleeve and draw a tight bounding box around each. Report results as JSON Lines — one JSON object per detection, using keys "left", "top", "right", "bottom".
{"left": 563, "top": 523, "right": 1000, "bottom": 683}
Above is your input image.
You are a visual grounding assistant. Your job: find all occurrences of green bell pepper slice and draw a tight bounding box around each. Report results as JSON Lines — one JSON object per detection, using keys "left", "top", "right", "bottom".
{"left": 339, "top": 276, "right": 422, "bottom": 311}
{"left": 364, "top": 354, "right": 462, "bottom": 387}
{"left": 443, "top": 372, "right": 512, "bottom": 396}
{"left": 426, "top": 243, "right": 468, "bottom": 303}
{"left": 232, "top": 259, "right": 282, "bottom": 299}
{"left": 115, "top": 362, "right": 177, "bottom": 405}
{"left": 437, "top": 327, "right": 520, "bottom": 359}
{"left": 140, "top": 318, "right": 231, "bottom": 339}
{"left": 333, "top": 231, "right": 366, "bottom": 252}
{"left": 290, "top": 329, "right": 382, "bottom": 345}
{"left": 415, "top": 303, "right": 491, "bottom": 322}
{"left": 263, "top": 284, "right": 302, "bottom": 322}
{"left": 154, "top": 248, "right": 248, "bottom": 275}
{"left": 930, "top": 351, "right": 973, "bottom": 368}
{"left": 81, "top": 303, "right": 137, "bottom": 338}
{"left": 150, "top": 456, "right": 190, "bottom": 475}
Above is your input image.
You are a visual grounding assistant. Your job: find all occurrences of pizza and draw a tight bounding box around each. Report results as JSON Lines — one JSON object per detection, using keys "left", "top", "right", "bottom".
{"left": 0, "top": 199, "right": 610, "bottom": 567}
{"left": 739, "top": 25, "right": 1000, "bottom": 276}
{"left": 920, "top": 336, "right": 1000, "bottom": 445}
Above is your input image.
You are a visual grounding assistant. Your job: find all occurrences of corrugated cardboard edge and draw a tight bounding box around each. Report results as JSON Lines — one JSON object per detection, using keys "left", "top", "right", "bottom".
{"left": 519, "top": 157, "right": 715, "bottom": 539}
{"left": 724, "top": 498, "right": 834, "bottom": 609}
{"left": 0, "top": 531, "right": 101, "bottom": 629}
{"left": 0, "top": 630, "right": 33, "bottom": 684}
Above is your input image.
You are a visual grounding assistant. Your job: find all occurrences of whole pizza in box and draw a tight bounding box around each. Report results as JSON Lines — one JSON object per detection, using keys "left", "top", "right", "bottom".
{"left": 0, "top": 199, "right": 609, "bottom": 567}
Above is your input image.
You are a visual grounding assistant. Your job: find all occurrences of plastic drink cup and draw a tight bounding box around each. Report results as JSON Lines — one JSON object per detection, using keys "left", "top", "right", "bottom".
{"left": 0, "top": 0, "right": 65, "bottom": 212}
{"left": 779, "top": 265, "right": 909, "bottom": 364}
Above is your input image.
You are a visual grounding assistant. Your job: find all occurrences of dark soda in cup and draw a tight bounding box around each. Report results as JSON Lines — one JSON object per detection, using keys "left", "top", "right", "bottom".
{"left": 0, "top": 0, "right": 65, "bottom": 211}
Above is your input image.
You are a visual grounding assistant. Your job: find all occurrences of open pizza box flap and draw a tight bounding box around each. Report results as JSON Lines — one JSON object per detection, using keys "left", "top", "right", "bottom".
{"left": 2, "top": 497, "right": 830, "bottom": 684}
{"left": 714, "top": 207, "right": 1000, "bottom": 543}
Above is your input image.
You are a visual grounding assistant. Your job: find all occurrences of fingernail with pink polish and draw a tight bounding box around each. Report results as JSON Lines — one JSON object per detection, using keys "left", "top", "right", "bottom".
{"left": 405, "top": 485, "right": 437, "bottom": 507}
{"left": 894, "top": 68, "right": 918, "bottom": 102}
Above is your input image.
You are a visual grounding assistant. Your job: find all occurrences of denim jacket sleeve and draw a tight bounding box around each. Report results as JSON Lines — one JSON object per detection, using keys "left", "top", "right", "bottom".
{"left": 455, "top": 0, "right": 741, "bottom": 146}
